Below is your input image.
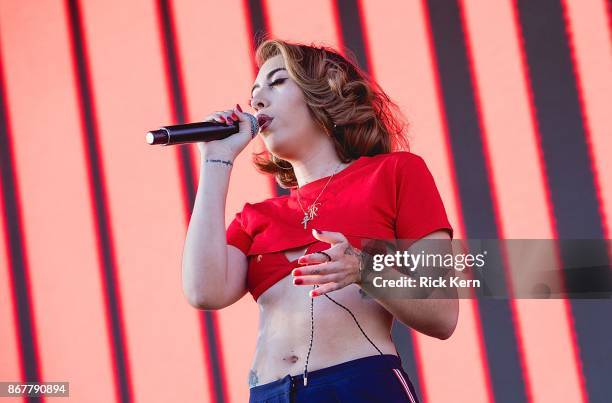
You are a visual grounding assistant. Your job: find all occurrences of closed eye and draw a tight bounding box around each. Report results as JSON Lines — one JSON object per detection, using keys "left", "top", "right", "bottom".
{"left": 270, "top": 78, "right": 287, "bottom": 86}
{"left": 250, "top": 78, "right": 287, "bottom": 104}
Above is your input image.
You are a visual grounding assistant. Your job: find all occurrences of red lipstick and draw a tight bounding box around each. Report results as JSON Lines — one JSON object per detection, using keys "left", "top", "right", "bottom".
{"left": 257, "top": 114, "right": 274, "bottom": 132}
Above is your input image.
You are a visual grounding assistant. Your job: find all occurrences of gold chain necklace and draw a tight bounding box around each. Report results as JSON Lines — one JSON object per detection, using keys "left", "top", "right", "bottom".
{"left": 295, "top": 162, "right": 343, "bottom": 229}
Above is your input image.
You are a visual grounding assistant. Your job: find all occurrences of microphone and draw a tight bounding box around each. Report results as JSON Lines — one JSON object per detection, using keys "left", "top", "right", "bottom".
{"left": 146, "top": 112, "right": 259, "bottom": 146}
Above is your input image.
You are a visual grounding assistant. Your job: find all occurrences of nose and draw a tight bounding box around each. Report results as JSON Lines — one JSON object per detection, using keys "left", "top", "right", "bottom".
{"left": 250, "top": 89, "right": 269, "bottom": 110}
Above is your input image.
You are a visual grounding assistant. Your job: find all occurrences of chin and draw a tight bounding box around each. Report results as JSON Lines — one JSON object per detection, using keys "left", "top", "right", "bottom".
{"left": 264, "top": 133, "right": 306, "bottom": 160}
{"left": 264, "top": 136, "right": 288, "bottom": 155}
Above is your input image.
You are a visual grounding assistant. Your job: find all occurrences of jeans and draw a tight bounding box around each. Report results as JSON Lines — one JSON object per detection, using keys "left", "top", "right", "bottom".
{"left": 248, "top": 354, "right": 420, "bottom": 403}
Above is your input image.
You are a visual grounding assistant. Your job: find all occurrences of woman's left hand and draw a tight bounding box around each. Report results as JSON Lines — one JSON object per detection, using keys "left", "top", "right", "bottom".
{"left": 291, "top": 228, "right": 364, "bottom": 298}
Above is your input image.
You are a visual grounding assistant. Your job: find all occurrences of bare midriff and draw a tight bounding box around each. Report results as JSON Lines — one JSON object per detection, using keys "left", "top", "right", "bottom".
{"left": 247, "top": 246, "right": 399, "bottom": 388}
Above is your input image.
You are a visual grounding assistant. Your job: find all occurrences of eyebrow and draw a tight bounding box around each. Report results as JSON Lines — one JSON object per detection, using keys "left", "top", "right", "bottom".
{"left": 251, "top": 67, "right": 287, "bottom": 96}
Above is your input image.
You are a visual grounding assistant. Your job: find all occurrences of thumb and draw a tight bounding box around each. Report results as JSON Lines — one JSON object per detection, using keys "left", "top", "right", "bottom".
{"left": 311, "top": 228, "right": 346, "bottom": 245}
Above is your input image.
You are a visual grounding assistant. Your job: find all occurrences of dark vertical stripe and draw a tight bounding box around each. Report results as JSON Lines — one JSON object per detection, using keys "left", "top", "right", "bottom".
{"left": 65, "top": 0, "right": 133, "bottom": 401}
{"left": 247, "top": 0, "right": 269, "bottom": 51}
{"left": 334, "top": 0, "right": 371, "bottom": 72}
{"left": 0, "top": 41, "right": 43, "bottom": 403}
{"left": 517, "top": 0, "right": 605, "bottom": 239}
{"left": 155, "top": 1, "right": 227, "bottom": 401}
{"left": 335, "top": 0, "right": 424, "bottom": 399}
{"left": 516, "top": 0, "right": 612, "bottom": 400}
{"left": 424, "top": 0, "right": 528, "bottom": 401}
{"left": 245, "top": 0, "right": 289, "bottom": 197}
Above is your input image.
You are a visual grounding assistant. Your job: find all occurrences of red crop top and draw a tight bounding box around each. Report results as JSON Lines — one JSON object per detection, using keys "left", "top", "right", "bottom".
{"left": 226, "top": 151, "right": 454, "bottom": 302}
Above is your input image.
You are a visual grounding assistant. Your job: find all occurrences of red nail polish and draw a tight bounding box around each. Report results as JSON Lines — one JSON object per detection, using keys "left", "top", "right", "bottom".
{"left": 293, "top": 269, "right": 302, "bottom": 276}
{"left": 232, "top": 112, "right": 239, "bottom": 120}
{"left": 236, "top": 103, "right": 243, "bottom": 112}
{"left": 294, "top": 278, "right": 303, "bottom": 285}
{"left": 227, "top": 117, "right": 234, "bottom": 124}
{"left": 311, "top": 290, "right": 318, "bottom": 297}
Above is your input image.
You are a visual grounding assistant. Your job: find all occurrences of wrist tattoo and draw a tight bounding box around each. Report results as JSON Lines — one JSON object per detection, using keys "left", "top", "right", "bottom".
{"left": 205, "top": 158, "right": 233, "bottom": 167}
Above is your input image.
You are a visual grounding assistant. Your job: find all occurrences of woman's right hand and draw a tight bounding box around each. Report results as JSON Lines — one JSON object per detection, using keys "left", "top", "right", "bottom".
{"left": 197, "top": 104, "right": 255, "bottom": 160}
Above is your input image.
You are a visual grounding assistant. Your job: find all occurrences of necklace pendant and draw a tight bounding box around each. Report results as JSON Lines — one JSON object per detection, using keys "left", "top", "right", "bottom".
{"left": 307, "top": 203, "right": 320, "bottom": 220}
{"left": 295, "top": 162, "right": 341, "bottom": 230}
{"left": 301, "top": 202, "right": 321, "bottom": 229}
{"left": 301, "top": 213, "right": 311, "bottom": 229}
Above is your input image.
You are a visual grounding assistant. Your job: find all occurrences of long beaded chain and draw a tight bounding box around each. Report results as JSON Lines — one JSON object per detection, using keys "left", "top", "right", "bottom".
{"left": 296, "top": 160, "right": 384, "bottom": 387}
{"left": 295, "top": 161, "right": 343, "bottom": 387}
{"left": 296, "top": 162, "right": 340, "bottom": 386}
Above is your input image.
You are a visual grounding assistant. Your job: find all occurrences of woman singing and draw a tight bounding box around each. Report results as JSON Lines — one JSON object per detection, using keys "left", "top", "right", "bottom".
{"left": 182, "top": 39, "right": 458, "bottom": 403}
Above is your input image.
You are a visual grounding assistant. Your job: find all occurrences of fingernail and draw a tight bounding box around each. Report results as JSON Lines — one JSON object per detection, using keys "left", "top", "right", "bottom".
{"left": 294, "top": 278, "right": 303, "bottom": 285}
{"left": 236, "top": 103, "right": 243, "bottom": 112}
{"left": 293, "top": 269, "right": 302, "bottom": 276}
{"left": 227, "top": 117, "right": 234, "bottom": 124}
{"left": 311, "top": 290, "right": 318, "bottom": 297}
{"left": 232, "top": 112, "right": 239, "bottom": 120}
{"left": 220, "top": 116, "right": 226, "bottom": 123}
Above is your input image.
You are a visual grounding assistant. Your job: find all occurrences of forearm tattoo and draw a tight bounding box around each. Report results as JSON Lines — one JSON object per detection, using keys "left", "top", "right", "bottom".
{"left": 205, "top": 158, "right": 233, "bottom": 167}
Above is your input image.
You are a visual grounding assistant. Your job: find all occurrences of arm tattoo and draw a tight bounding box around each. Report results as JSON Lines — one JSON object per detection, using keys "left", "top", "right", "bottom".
{"left": 205, "top": 158, "right": 233, "bottom": 167}
{"left": 248, "top": 369, "right": 259, "bottom": 387}
{"left": 358, "top": 287, "right": 371, "bottom": 299}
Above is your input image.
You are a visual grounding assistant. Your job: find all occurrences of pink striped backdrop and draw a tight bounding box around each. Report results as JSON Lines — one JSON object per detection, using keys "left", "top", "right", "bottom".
{"left": 0, "top": 0, "right": 610, "bottom": 402}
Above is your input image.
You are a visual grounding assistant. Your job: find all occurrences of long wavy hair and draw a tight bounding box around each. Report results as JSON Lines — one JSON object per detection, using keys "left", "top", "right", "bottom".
{"left": 251, "top": 39, "right": 410, "bottom": 188}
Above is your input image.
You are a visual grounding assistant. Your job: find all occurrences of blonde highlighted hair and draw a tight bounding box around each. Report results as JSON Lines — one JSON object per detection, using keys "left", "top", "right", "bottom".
{"left": 251, "top": 38, "right": 410, "bottom": 188}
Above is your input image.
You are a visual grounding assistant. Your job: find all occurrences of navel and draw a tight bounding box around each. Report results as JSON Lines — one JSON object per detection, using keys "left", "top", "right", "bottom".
{"left": 282, "top": 354, "right": 300, "bottom": 364}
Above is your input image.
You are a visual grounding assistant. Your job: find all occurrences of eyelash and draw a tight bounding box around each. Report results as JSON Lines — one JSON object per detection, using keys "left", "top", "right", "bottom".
{"left": 250, "top": 78, "right": 286, "bottom": 101}
{"left": 270, "top": 78, "right": 287, "bottom": 86}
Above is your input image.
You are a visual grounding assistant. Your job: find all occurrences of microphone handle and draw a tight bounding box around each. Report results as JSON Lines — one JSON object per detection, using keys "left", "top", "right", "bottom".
{"left": 146, "top": 121, "right": 239, "bottom": 146}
